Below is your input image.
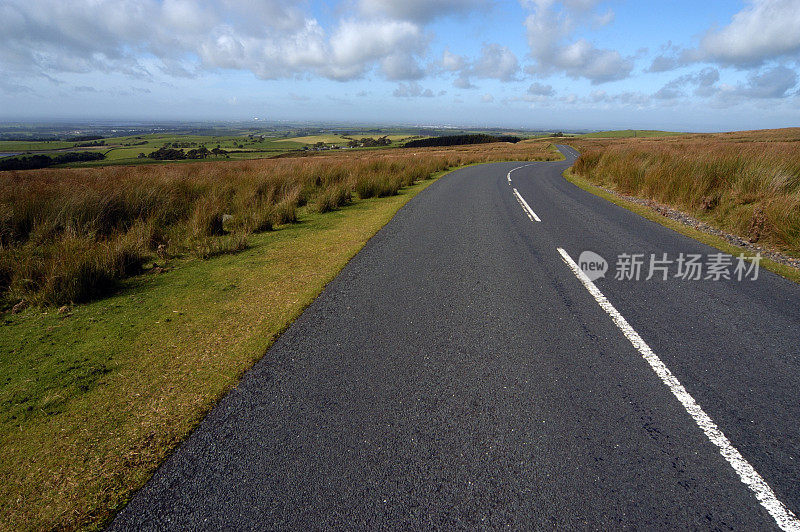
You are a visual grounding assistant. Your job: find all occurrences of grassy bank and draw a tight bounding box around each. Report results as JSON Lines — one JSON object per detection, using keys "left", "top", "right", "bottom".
{"left": 565, "top": 130, "right": 800, "bottom": 257}
{"left": 0, "top": 176, "right": 438, "bottom": 530}
{"left": 0, "top": 141, "right": 557, "bottom": 530}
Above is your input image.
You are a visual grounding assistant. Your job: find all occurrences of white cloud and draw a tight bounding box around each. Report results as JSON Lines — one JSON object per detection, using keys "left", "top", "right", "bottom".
{"left": 393, "top": 81, "right": 434, "bottom": 97}
{"left": 472, "top": 44, "right": 520, "bottom": 81}
{"left": 453, "top": 76, "right": 476, "bottom": 89}
{"left": 522, "top": 0, "right": 632, "bottom": 84}
{"left": 381, "top": 54, "right": 425, "bottom": 81}
{"left": 527, "top": 82, "right": 555, "bottom": 96}
{"left": 651, "top": 1, "right": 800, "bottom": 72}
{"left": 441, "top": 49, "right": 466, "bottom": 72}
{"left": 731, "top": 66, "right": 798, "bottom": 98}
{"left": 696, "top": 0, "right": 800, "bottom": 66}
{"left": 655, "top": 65, "right": 797, "bottom": 106}
{"left": 329, "top": 19, "right": 426, "bottom": 80}
{"left": 481, "top": 93, "right": 494, "bottom": 103}
{"left": 442, "top": 43, "right": 520, "bottom": 88}
{"left": 654, "top": 68, "right": 720, "bottom": 100}
{"left": 0, "top": 0, "right": 432, "bottom": 82}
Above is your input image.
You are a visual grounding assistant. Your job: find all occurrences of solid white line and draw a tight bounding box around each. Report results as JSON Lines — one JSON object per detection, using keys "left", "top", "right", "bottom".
{"left": 556, "top": 247, "right": 800, "bottom": 532}
{"left": 513, "top": 188, "right": 541, "bottom": 222}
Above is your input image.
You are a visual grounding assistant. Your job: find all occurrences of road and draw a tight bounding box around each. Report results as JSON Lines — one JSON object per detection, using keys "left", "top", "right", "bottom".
{"left": 112, "top": 146, "right": 800, "bottom": 530}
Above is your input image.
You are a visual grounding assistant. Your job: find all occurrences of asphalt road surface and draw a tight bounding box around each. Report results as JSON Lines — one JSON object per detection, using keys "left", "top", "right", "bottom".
{"left": 112, "top": 147, "right": 800, "bottom": 530}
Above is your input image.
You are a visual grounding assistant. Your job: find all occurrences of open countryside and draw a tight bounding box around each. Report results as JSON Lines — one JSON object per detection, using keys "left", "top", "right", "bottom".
{"left": 2, "top": 1, "right": 800, "bottom": 531}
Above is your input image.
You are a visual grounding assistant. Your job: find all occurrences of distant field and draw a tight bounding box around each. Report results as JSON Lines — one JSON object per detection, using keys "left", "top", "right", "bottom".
{"left": 0, "top": 132, "right": 430, "bottom": 167}
{"left": 0, "top": 133, "right": 309, "bottom": 166}
{"left": 579, "top": 129, "right": 685, "bottom": 138}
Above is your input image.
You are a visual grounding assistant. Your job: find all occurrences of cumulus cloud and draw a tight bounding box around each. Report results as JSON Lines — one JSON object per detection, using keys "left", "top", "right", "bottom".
{"left": 650, "top": 1, "right": 800, "bottom": 72}
{"left": 654, "top": 68, "right": 720, "bottom": 100}
{"left": 481, "top": 93, "right": 494, "bottom": 103}
{"left": 441, "top": 49, "right": 467, "bottom": 72}
{"left": 521, "top": 0, "right": 632, "bottom": 83}
{"left": 381, "top": 53, "right": 425, "bottom": 81}
{"left": 730, "top": 65, "right": 798, "bottom": 98}
{"left": 472, "top": 44, "right": 520, "bottom": 81}
{"left": 695, "top": 0, "right": 800, "bottom": 67}
{"left": 646, "top": 42, "right": 684, "bottom": 73}
{"left": 527, "top": 82, "right": 555, "bottom": 97}
{"left": 655, "top": 65, "right": 797, "bottom": 106}
{"left": 0, "top": 0, "right": 433, "bottom": 83}
{"left": 648, "top": 55, "right": 681, "bottom": 73}
{"left": 442, "top": 43, "right": 520, "bottom": 88}
{"left": 329, "top": 19, "right": 427, "bottom": 80}
{"left": 393, "top": 81, "right": 434, "bottom": 97}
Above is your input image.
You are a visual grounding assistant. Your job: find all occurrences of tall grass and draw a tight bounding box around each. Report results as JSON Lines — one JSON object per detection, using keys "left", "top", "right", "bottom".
{"left": 569, "top": 135, "right": 800, "bottom": 254}
{"left": 1, "top": 141, "right": 556, "bottom": 306}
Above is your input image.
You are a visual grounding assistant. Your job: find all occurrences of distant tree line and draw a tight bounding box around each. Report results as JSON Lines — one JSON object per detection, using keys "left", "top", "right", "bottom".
{"left": 70, "top": 135, "right": 105, "bottom": 142}
{"left": 403, "top": 134, "right": 521, "bottom": 148}
{"left": 348, "top": 136, "right": 391, "bottom": 148}
{"left": 0, "top": 152, "right": 106, "bottom": 171}
{"left": 74, "top": 140, "right": 106, "bottom": 147}
{"left": 140, "top": 146, "right": 229, "bottom": 160}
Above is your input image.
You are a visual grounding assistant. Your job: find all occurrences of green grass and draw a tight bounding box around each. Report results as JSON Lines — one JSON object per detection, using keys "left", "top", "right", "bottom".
{"left": 578, "top": 130, "right": 685, "bottom": 139}
{"left": 0, "top": 168, "right": 452, "bottom": 531}
{"left": 563, "top": 168, "right": 800, "bottom": 284}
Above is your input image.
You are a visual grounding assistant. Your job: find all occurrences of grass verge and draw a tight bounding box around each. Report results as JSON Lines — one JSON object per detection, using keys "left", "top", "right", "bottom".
{"left": 563, "top": 168, "right": 800, "bottom": 284}
{"left": 0, "top": 168, "right": 451, "bottom": 531}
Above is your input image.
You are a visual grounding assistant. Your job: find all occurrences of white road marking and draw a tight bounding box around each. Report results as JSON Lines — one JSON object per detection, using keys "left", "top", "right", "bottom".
{"left": 506, "top": 163, "right": 537, "bottom": 186}
{"left": 557, "top": 247, "right": 800, "bottom": 532}
{"left": 513, "top": 188, "right": 541, "bottom": 222}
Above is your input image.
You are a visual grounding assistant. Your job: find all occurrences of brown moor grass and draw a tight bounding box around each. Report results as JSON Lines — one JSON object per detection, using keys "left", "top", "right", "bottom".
{"left": 0, "top": 141, "right": 556, "bottom": 308}
{"left": 567, "top": 129, "right": 800, "bottom": 255}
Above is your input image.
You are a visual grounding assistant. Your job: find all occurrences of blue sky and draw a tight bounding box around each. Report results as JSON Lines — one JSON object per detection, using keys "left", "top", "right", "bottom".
{"left": 1, "top": 0, "right": 799, "bottom": 131}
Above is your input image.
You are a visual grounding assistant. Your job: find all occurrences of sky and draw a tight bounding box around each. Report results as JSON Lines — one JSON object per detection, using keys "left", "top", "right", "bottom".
{"left": 1, "top": 0, "right": 799, "bottom": 131}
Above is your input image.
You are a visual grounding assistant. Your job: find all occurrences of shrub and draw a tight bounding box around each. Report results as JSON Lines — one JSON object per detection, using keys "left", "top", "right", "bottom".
{"left": 272, "top": 198, "right": 298, "bottom": 225}
{"left": 313, "top": 185, "right": 352, "bottom": 213}
{"left": 188, "top": 196, "right": 226, "bottom": 238}
{"left": 354, "top": 175, "right": 401, "bottom": 199}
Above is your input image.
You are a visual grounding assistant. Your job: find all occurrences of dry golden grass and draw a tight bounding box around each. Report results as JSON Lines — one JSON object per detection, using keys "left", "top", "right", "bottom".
{"left": 566, "top": 130, "right": 800, "bottom": 255}
{"left": 0, "top": 140, "right": 556, "bottom": 308}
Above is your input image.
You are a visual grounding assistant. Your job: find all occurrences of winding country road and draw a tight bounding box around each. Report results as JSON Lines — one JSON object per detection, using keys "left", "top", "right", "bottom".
{"left": 112, "top": 147, "right": 800, "bottom": 530}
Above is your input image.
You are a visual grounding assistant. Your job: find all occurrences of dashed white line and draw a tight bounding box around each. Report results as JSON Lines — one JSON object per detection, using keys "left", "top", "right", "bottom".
{"left": 513, "top": 188, "right": 541, "bottom": 222}
{"left": 557, "top": 247, "right": 800, "bottom": 532}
